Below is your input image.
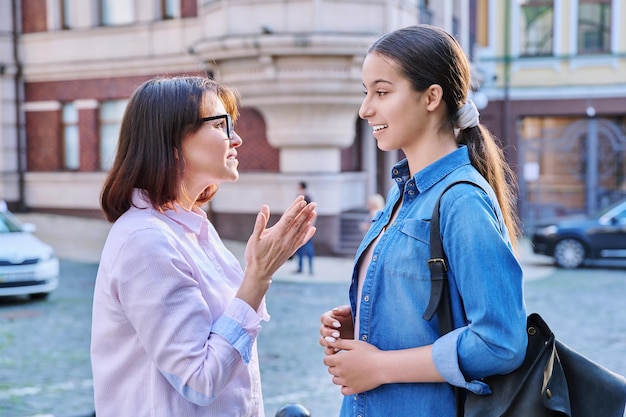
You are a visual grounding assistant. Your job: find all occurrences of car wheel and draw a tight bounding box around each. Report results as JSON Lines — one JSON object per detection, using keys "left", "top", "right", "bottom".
{"left": 553, "top": 238, "right": 586, "bottom": 269}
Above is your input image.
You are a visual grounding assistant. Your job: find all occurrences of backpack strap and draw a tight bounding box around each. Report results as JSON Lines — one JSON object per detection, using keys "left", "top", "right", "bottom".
{"left": 422, "top": 180, "right": 487, "bottom": 333}
{"left": 422, "top": 180, "right": 487, "bottom": 417}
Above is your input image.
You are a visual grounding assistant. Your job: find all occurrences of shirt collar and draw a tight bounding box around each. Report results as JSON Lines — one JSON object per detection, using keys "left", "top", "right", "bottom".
{"left": 131, "top": 188, "right": 206, "bottom": 235}
{"left": 391, "top": 145, "right": 472, "bottom": 195}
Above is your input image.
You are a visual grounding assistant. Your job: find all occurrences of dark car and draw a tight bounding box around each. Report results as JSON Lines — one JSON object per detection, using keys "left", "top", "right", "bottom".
{"left": 530, "top": 197, "right": 626, "bottom": 268}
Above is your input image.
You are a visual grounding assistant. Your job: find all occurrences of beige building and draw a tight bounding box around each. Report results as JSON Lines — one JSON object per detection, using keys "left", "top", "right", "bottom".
{"left": 9, "top": 1, "right": 624, "bottom": 247}
{"left": 472, "top": 0, "right": 626, "bottom": 229}
{"left": 0, "top": 0, "right": 473, "bottom": 254}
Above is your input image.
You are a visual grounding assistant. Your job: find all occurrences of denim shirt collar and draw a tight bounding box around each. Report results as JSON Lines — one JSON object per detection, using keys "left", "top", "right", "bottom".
{"left": 391, "top": 145, "right": 472, "bottom": 198}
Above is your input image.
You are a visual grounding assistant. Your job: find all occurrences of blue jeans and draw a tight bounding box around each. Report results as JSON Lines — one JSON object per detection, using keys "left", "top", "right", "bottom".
{"left": 296, "top": 240, "right": 314, "bottom": 273}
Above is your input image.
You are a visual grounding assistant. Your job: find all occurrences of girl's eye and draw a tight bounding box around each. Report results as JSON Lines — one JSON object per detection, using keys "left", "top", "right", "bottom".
{"left": 362, "top": 90, "right": 387, "bottom": 96}
{"left": 363, "top": 90, "right": 387, "bottom": 96}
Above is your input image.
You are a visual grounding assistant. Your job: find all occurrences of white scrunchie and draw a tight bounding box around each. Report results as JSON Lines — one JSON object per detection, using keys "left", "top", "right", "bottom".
{"left": 455, "top": 99, "right": 480, "bottom": 130}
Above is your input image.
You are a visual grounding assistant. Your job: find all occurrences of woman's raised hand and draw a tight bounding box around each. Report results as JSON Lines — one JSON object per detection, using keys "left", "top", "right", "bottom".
{"left": 237, "top": 195, "right": 316, "bottom": 309}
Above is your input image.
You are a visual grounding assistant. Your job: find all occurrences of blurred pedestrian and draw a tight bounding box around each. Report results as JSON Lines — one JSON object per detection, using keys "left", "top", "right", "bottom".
{"left": 91, "top": 75, "right": 316, "bottom": 417}
{"left": 294, "top": 181, "right": 315, "bottom": 274}
{"left": 359, "top": 193, "right": 386, "bottom": 233}
{"left": 319, "top": 24, "right": 526, "bottom": 417}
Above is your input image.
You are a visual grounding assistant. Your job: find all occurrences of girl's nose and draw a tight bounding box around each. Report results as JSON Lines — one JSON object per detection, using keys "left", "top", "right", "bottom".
{"left": 359, "top": 98, "right": 372, "bottom": 120}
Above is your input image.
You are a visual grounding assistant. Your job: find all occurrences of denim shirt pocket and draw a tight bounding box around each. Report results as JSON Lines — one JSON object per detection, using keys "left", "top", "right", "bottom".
{"left": 384, "top": 218, "right": 431, "bottom": 282}
{"left": 375, "top": 218, "right": 438, "bottom": 349}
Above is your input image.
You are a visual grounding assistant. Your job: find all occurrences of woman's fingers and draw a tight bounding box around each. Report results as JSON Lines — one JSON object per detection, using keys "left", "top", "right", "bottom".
{"left": 301, "top": 226, "right": 316, "bottom": 243}
{"left": 277, "top": 197, "right": 317, "bottom": 237}
{"left": 249, "top": 206, "right": 269, "bottom": 243}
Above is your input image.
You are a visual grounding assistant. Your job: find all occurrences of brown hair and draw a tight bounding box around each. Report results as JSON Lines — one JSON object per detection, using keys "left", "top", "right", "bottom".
{"left": 100, "top": 76, "right": 240, "bottom": 222}
{"left": 368, "top": 24, "right": 521, "bottom": 245}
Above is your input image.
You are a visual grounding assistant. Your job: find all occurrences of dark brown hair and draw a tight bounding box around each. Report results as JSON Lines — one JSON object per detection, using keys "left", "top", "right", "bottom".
{"left": 100, "top": 76, "right": 240, "bottom": 222}
{"left": 368, "top": 24, "right": 521, "bottom": 244}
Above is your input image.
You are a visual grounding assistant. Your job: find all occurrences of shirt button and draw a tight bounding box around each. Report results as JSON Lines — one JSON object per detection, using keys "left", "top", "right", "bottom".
{"left": 361, "top": 334, "right": 368, "bottom": 341}
{"left": 396, "top": 177, "right": 402, "bottom": 182}
{"left": 363, "top": 295, "right": 370, "bottom": 302}
{"left": 372, "top": 255, "right": 377, "bottom": 261}
{"left": 392, "top": 169, "right": 399, "bottom": 175}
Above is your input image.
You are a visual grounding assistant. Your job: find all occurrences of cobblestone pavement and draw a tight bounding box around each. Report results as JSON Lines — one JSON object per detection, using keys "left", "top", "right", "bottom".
{"left": 2, "top": 214, "right": 625, "bottom": 416}
{"left": 0, "top": 261, "right": 97, "bottom": 417}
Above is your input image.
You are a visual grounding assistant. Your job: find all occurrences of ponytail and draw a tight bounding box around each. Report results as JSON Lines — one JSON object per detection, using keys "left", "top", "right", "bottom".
{"left": 458, "top": 126, "right": 521, "bottom": 248}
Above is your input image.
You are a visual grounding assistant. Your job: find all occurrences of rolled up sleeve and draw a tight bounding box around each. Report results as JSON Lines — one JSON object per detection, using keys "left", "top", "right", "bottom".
{"left": 212, "top": 297, "right": 262, "bottom": 364}
{"left": 431, "top": 185, "right": 527, "bottom": 393}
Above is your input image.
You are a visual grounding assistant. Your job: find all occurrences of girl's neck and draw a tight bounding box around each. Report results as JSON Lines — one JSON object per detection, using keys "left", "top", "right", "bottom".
{"left": 404, "top": 133, "right": 457, "bottom": 177}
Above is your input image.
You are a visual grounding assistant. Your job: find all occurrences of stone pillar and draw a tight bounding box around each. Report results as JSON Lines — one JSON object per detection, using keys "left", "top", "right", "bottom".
{"left": 191, "top": 0, "right": 420, "bottom": 177}
{"left": 258, "top": 101, "right": 359, "bottom": 174}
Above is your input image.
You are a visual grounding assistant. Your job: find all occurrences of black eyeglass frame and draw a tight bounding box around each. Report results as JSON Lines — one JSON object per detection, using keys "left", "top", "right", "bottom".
{"left": 201, "top": 114, "right": 234, "bottom": 139}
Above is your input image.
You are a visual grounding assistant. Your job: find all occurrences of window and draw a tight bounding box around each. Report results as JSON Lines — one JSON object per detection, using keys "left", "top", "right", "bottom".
{"left": 161, "top": 0, "right": 181, "bottom": 19}
{"left": 62, "top": 103, "right": 80, "bottom": 170}
{"left": 418, "top": 0, "right": 433, "bottom": 25}
{"left": 100, "top": 0, "right": 135, "bottom": 26}
{"left": 99, "top": 100, "right": 127, "bottom": 170}
{"left": 578, "top": 0, "right": 611, "bottom": 54}
{"left": 60, "top": 0, "right": 71, "bottom": 29}
{"left": 47, "top": 0, "right": 71, "bottom": 30}
{"left": 519, "top": 0, "right": 554, "bottom": 56}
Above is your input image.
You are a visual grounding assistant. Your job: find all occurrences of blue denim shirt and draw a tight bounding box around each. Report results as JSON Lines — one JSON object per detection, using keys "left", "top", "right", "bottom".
{"left": 341, "top": 146, "right": 527, "bottom": 417}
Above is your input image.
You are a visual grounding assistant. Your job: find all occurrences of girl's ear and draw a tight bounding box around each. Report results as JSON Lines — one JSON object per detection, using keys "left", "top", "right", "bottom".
{"left": 424, "top": 84, "right": 443, "bottom": 111}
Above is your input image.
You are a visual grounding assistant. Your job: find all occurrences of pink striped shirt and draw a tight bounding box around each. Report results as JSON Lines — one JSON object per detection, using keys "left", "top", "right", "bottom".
{"left": 91, "top": 189, "right": 269, "bottom": 416}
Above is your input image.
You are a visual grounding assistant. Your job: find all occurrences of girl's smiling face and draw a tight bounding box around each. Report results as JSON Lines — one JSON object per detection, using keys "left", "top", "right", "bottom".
{"left": 359, "top": 52, "right": 427, "bottom": 153}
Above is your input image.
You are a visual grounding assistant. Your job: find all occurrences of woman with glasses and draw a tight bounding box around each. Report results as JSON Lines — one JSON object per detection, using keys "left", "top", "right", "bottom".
{"left": 91, "top": 75, "right": 317, "bottom": 416}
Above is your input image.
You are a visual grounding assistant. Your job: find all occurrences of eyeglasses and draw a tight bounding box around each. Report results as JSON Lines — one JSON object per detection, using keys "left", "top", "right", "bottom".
{"left": 201, "top": 113, "right": 234, "bottom": 139}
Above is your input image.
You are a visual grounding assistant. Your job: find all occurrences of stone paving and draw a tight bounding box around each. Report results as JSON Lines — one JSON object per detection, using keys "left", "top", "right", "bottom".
{"left": 1, "top": 214, "right": 624, "bottom": 416}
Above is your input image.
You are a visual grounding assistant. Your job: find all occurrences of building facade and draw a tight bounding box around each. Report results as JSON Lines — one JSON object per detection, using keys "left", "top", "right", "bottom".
{"left": 6, "top": 1, "right": 624, "bottom": 249}
{"left": 472, "top": 0, "right": 626, "bottom": 230}
{"left": 1, "top": 0, "right": 473, "bottom": 254}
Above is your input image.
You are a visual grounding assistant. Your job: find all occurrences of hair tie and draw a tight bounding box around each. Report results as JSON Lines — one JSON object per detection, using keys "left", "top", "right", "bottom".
{"left": 455, "top": 99, "right": 480, "bottom": 130}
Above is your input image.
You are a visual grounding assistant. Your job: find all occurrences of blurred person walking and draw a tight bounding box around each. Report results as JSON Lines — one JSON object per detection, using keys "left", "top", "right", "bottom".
{"left": 359, "top": 193, "right": 386, "bottom": 233}
{"left": 294, "top": 181, "right": 315, "bottom": 274}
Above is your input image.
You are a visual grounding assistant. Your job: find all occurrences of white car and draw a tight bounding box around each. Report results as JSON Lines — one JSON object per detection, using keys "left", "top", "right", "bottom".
{"left": 0, "top": 204, "right": 59, "bottom": 299}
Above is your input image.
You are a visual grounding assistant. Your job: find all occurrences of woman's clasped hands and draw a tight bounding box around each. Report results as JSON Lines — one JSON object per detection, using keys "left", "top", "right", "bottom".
{"left": 319, "top": 305, "right": 386, "bottom": 395}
